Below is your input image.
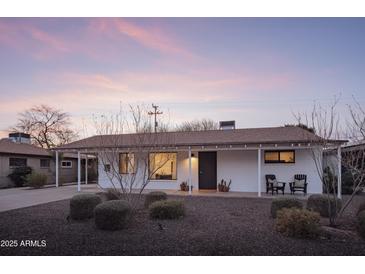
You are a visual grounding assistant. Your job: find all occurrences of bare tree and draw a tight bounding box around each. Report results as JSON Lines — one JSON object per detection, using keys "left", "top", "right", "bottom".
{"left": 347, "top": 96, "right": 365, "bottom": 141}
{"left": 337, "top": 97, "right": 365, "bottom": 217}
{"left": 12, "top": 104, "right": 78, "bottom": 148}
{"left": 93, "top": 104, "right": 174, "bottom": 209}
{"left": 294, "top": 98, "right": 341, "bottom": 226}
{"left": 175, "top": 118, "right": 218, "bottom": 132}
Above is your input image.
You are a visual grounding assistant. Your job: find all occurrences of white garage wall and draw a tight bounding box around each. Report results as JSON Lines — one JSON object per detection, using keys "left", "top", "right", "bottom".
{"left": 98, "top": 148, "right": 323, "bottom": 194}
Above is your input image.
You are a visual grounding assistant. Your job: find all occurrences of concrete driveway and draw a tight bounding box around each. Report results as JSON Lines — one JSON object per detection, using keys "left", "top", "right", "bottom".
{"left": 0, "top": 184, "right": 100, "bottom": 212}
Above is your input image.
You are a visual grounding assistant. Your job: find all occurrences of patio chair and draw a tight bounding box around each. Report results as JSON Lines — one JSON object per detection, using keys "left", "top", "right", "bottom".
{"left": 265, "top": 174, "right": 286, "bottom": 195}
{"left": 289, "top": 174, "right": 308, "bottom": 195}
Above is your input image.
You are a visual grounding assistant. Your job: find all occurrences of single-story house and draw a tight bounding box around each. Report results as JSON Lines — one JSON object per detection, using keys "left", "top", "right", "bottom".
{"left": 54, "top": 124, "right": 346, "bottom": 196}
{"left": 0, "top": 133, "right": 96, "bottom": 188}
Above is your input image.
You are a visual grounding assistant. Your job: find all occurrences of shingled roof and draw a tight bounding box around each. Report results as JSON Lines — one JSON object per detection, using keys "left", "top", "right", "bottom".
{"left": 0, "top": 138, "right": 51, "bottom": 157}
{"left": 55, "top": 126, "right": 346, "bottom": 151}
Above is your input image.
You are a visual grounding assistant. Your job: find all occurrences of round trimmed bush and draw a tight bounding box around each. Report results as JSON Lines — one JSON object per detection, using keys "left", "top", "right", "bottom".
{"left": 70, "top": 194, "right": 102, "bottom": 220}
{"left": 94, "top": 200, "right": 131, "bottom": 230}
{"left": 358, "top": 210, "right": 365, "bottom": 238}
{"left": 306, "top": 194, "right": 342, "bottom": 218}
{"left": 105, "top": 188, "right": 123, "bottom": 201}
{"left": 271, "top": 197, "right": 303, "bottom": 218}
{"left": 144, "top": 191, "right": 167, "bottom": 208}
{"left": 149, "top": 200, "right": 184, "bottom": 219}
{"left": 275, "top": 208, "right": 321, "bottom": 239}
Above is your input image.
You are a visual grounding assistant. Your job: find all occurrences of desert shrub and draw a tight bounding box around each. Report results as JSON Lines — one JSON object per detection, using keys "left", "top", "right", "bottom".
{"left": 357, "top": 201, "right": 365, "bottom": 216}
{"left": 270, "top": 197, "right": 303, "bottom": 218}
{"left": 70, "top": 193, "right": 102, "bottom": 220}
{"left": 94, "top": 200, "right": 131, "bottom": 230}
{"left": 357, "top": 210, "right": 365, "bottom": 238}
{"left": 144, "top": 191, "right": 167, "bottom": 208}
{"left": 104, "top": 188, "right": 123, "bottom": 201}
{"left": 307, "top": 194, "right": 342, "bottom": 218}
{"left": 149, "top": 200, "right": 184, "bottom": 219}
{"left": 27, "top": 172, "right": 47, "bottom": 188}
{"left": 275, "top": 208, "right": 321, "bottom": 239}
{"left": 7, "top": 166, "right": 32, "bottom": 187}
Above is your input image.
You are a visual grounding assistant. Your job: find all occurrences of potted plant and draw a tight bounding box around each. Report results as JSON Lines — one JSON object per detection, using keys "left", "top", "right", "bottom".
{"left": 180, "top": 181, "right": 193, "bottom": 192}
{"left": 218, "top": 179, "right": 231, "bottom": 192}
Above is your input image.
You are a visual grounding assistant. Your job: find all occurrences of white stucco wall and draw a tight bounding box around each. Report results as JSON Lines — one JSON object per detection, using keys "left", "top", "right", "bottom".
{"left": 97, "top": 148, "right": 323, "bottom": 194}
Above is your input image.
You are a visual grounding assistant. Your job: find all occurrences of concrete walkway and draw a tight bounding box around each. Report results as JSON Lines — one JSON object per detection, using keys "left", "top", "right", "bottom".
{"left": 0, "top": 184, "right": 100, "bottom": 212}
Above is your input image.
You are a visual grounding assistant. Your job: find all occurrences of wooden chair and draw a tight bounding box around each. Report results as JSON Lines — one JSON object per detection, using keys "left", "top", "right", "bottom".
{"left": 289, "top": 174, "right": 308, "bottom": 195}
{"left": 265, "top": 174, "right": 286, "bottom": 195}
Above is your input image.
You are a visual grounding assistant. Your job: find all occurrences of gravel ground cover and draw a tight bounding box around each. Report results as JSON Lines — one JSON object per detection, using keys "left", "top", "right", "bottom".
{"left": 0, "top": 195, "right": 364, "bottom": 255}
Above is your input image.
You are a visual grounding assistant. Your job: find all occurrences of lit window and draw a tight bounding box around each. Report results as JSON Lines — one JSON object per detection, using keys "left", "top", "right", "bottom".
{"left": 9, "top": 158, "right": 27, "bottom": 168}
{"left": 264, "top": 150, "right": 295, "bottom": 164}
{"left": 149, "top": 153, "right": 177, "bottom": 180}
{"left": 61, "top": 160, "right": 72, "bottom": 168}
{"left": 40, "top": 159, "right": 50, "bottom": 168}
{"left": 119, "top": 153, "right": 135, "bottom": 174}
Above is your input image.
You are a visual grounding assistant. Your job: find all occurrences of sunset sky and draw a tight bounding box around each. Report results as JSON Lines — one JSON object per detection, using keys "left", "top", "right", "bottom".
{"left": 1, "top": 18, "right": 365, "bottom": 138}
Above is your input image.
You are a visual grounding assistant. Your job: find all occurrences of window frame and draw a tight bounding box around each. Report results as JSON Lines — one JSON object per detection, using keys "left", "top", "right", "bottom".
{"left": 9, "top": 157, "right": 27, "bottom": 168}
{"left": 61, "top": 160, "right": 73, "bottom": 169}
{"left": 148, "top": 152, "right": 177, "bottom": 181}
{"left": 264, "top": 150, "right": 295, "bottom": 164}
{"left": 119, "top": 153, "right": 136, "bottom": 174}
{"left": 40, "top": 158, "right": 51, "bottom": 169}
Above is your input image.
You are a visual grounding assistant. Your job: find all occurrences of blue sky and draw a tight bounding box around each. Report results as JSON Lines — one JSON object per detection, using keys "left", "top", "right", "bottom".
{"left": 0, "top": 18, "right": 364, "bottom": 137}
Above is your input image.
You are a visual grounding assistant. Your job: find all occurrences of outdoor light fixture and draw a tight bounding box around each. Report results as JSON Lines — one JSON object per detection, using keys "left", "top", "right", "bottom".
{"left": 191, "top": 153, "right": 195, "bottom": 158}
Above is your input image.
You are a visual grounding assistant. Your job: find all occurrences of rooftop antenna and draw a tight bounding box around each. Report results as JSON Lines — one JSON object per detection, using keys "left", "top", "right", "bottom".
{"left": 148, "top": 104, "right": 163, "bottom": 133}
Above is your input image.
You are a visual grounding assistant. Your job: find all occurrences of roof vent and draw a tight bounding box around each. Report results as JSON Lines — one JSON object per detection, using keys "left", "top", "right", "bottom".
{"left": 9, "top": 132, "right": 31, "bottom": 144}
{"left": 219, "top": 120, "right": 235, "bottom": 130}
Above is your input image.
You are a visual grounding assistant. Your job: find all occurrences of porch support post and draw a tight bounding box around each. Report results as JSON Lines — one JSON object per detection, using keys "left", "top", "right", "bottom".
{"left": 337, "top": 145, "right": 342, "bottom": 199}
{"left": 188, "top": 146, "right": 192, "bottom": 195}
{"left": 77, "top": 151, "right": 81, "bottom": 192}
{"left": 257, "top": 148, "right": 261, "bottom": 197}
{"left": 85, "top": 154, "right": 88, "bottom": 185}
{"left": 55, "top": 151, "right": 59, "bottom": 188}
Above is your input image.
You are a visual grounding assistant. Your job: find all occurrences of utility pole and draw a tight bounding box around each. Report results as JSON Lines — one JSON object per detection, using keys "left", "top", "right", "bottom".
{"left": 148, "top": 104, "right": 163, "bottom": 133}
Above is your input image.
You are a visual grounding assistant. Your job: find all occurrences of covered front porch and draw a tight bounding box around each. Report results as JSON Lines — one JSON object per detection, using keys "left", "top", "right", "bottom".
{"left": 54, "top": 142, "right": 343, "bottom": 198}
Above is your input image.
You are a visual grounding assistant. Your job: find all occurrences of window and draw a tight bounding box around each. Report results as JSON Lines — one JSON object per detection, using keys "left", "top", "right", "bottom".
{"left": 9, "top": 158, "right": 27, "bottom": 168}
{"left": 40, "top": 159, "right": 50, "bottom": 168}
{"left": 149, "top": 152, "right": 177, "bottom": 180}
{"left": 264, "top": 150, "right": 295, "bottom": 164}
{"left": 61, "top": 160, "right": 72, "bottom": 168}
{"left": 119, "top": 153, "right": 135, "bottom": 174}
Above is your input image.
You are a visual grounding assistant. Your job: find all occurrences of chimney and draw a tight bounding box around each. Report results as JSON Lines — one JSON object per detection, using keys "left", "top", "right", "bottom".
{"left": 219, "top": 120, "right": 235, "bottom": 130}
{"left": 9, "top": 132, "right": 31, "bottom": 144}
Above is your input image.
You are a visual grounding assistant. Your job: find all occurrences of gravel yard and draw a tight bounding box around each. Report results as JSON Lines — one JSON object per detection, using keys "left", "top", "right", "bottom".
{"left": 1, "top": 195, "right": 365, "bottom": 255}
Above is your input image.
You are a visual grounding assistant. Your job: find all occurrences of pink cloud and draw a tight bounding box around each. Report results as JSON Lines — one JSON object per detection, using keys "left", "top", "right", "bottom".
{"left": 0, "top": 20, "right": 72, "bottom": 59}
{"left": 90, "top": 18, "right": 195, "bottom": 59}
{"left": 29, "top": 27, "right": 70, "bottom": 53}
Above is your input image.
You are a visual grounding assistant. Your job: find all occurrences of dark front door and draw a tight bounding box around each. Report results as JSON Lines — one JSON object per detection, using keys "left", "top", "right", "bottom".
{"left": 198, "top": 151, "right": 217, "bottom": 190}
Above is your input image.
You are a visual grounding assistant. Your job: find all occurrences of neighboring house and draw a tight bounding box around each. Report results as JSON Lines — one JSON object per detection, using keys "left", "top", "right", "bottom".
{"left": 0, "top": 133, "right": 95, "bottom": 188}
{"left": 55, "top": 123, "right": 346, "bottom": 195}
